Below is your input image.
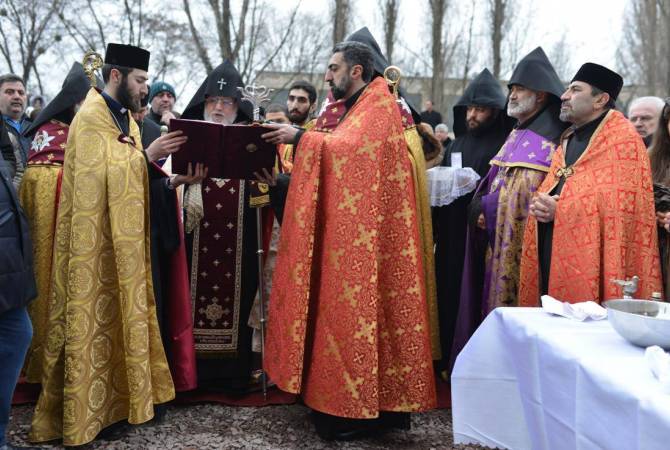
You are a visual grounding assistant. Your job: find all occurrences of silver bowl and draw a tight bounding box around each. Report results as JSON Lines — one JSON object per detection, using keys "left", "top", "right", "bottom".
{"left": 604, "top": 299, "right": 670, "bottom": 349}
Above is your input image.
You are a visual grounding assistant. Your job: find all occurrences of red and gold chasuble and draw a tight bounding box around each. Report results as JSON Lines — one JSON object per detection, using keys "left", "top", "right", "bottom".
{"left": 308, "top": 89, "right": 440, "bottom": 359}
{"left": 18, "top": 120, "right": 68, "bottom": 382}
{"left": 519, "top": 110, "right": 662, "bottom": 304}
{"left": 265, "top": 77, "right": 436, "bottom": 418}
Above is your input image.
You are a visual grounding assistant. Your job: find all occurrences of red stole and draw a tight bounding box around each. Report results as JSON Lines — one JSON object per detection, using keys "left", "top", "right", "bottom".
{"left": 27, "top": 120, "right": 68, "bottom": 165}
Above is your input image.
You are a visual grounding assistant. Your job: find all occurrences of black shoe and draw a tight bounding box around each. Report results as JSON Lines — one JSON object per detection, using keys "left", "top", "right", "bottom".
{"left": 311, "top": 411, "right": 379, "bottom": 441}
{"left": 379, "top": 411, "right": 411, "bottom": 431}
{"left": 144, "top": 404, "right": 168, "bottom": 426}
{"left": 97, "top": 420, "right": 131, "bottom": 441}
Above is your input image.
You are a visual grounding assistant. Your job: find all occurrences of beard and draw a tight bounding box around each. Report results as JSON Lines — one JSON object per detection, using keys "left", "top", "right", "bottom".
{"left": 330, "top": 74, "right": 351, "bottom": 100}
{"left": 288, "top": 108, "right": 309, "bottom": 124}
{"left": 467, "top": 112, "right": 498, "bottom": 135}
{"left": 559, "top": 100, "right": 585, "bottom": 123}
{"left": 507, "top": 93, "right": 537, "bottom": 119}
{"left": 204, "top": 109, "right": 236, "bottom": 125}
{"left": 117, "top": 77, "right": 141, "bottom": 113}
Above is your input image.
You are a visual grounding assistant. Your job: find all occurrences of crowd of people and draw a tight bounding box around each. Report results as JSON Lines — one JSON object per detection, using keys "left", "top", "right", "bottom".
{"left": 1, "top": 24, "right": 669, "bottom": 448}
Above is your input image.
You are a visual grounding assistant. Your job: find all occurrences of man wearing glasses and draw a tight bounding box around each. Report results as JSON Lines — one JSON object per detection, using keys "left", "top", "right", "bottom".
{"left": 179, "top": 60, "right": 265, "bottom": 394}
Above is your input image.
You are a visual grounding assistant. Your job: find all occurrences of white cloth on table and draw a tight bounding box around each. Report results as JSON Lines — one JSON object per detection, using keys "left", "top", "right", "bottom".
{"left": 646, "top": 346, "right": 670, "bottom": 393}
{"left": 452, "top": 307, "right": 670, "bottom": 450}
{"left": 541, "top": 295, "right": 607, "bottom": 321}
{"left": 426, "top": 166, "right": 480, "bottom": 207}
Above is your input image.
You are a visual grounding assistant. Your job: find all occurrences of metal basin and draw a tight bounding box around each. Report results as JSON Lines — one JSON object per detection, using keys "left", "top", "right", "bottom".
{"left": 604, "top": 299, "right": 670, "bottom": 349}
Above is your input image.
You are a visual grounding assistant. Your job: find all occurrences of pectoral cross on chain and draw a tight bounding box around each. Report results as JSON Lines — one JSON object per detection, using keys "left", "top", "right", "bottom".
{"left": 217, "top": 78, "right": 227, "bottom": 90}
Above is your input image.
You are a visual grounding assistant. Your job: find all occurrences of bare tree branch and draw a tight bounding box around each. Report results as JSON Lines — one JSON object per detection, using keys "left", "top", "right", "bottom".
{"left": 381, "top": 0, "right": 400, "bottom": 64}
{"left": 183, "top": 0, "right": 214, "bottom": 72}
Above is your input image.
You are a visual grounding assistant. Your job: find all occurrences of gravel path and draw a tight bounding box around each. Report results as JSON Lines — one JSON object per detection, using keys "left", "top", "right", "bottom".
{"left": 8, "top": 403, "right": 486, "bottom": 449}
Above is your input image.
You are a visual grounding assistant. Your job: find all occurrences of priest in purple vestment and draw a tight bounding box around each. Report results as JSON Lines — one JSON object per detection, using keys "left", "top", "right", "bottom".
{"left": 451, "top": 47, "right": 568, "bottom": 371}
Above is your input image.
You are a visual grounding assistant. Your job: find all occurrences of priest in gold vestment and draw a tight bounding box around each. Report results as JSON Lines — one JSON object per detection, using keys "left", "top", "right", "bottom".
{"left": 30, "top": 44, "right": 175, "bottom": 446}
{"left": 18, "top": 62, "right": 96, "bottom": 383}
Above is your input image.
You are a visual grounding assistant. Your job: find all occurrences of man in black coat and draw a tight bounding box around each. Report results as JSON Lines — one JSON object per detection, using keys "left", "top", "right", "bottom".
{"left": 420, "top": 100, "right": 443, "bottom": 130}
{"left": 434, "top": 68, "right": 513, "bottom": 376}
{"left": 0, "top": 115, "right": 36, "bottom": 449}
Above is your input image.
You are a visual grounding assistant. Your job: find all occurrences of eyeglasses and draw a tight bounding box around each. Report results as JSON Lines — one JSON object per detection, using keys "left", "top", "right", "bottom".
{"left": 206, "top": 97, "right": 236, "bottom": 107}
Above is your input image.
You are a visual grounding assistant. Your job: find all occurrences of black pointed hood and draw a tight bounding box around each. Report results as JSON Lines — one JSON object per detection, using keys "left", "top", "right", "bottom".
{"left": 453, "top": 68, "right": 508, "bottom": 137}
{"left": 181, "top": 59, "right": 252, "bottom": 121}
{"left": 508, "top": 47, "right": 564, "bottom": 102}
{"left": 24, "top": 62, "right": 101, "bottom": 136}
{"left": 345, "top": 26, "right": 421, "bottom": 123}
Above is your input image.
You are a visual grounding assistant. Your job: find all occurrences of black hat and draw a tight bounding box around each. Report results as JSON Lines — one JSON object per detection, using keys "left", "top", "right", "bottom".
{"left": 345, "top": 26, "right": 421, "bottom": 124}
{"left": 571, "top": 62, "right": 623, "bottom": 101}
{"left": 24, "top": 62, "right": 102, "bottom": 137}
{"left": 104, "top": 43, "right": 150, "bottom": 71}
{"left": 181, "top": 59, "right": 251, "bottom": 121}
{"left": 508, "top": 47, "right": 564, "bottom": 101}
{"left": 453, "top": 68, "right": 510, "bottom": 137}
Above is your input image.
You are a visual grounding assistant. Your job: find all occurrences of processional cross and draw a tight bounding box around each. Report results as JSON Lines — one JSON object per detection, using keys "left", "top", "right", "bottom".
{"left": 237, "top": 84, "right": 274, "bottom": 122}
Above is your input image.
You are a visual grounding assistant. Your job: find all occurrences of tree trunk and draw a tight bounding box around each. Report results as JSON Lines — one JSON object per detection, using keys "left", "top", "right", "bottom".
{"left": 382, "top": 0, "right": 399, "bottom": 64}
{"left": 490, "top": 0, "right": 506, "bottom": 79}
{"left": 429, "top": 0, "right": 447, "bottom": 112}
{"left": 332, "top": 0, "right": 350, "bottom": 46}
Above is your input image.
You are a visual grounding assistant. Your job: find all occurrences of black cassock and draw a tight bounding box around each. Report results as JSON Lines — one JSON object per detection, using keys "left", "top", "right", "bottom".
{"left": 433, "top": 69, "right": 512, "bottom": 373}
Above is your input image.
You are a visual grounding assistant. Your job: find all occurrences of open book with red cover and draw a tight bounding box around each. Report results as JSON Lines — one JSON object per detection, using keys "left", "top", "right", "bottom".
{"left": 169, "top": 118, "right": 276, "bottom": 179}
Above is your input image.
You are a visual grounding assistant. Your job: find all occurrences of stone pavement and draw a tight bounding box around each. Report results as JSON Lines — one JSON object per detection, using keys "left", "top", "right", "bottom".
{"left": 8, "top": 403, "right": 485, "bottom": 449}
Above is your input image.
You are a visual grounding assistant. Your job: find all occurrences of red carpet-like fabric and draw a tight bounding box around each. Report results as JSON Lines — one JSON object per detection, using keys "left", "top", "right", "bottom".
{"left": 11, "top": 379, "right": 39, "bottom": 405}
{"left": 13, "top": 377, "right": 450, "bottom": 409}
{"left": 175, "top": 386, "right": 297, "bottom": 407}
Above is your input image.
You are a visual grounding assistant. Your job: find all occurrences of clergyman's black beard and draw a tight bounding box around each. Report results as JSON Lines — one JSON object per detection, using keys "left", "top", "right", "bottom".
{"left": 117, "top": 76, "right": 141, "bottom": 113}
{"left": 288, "top": 109, "right": 309, "bottom": 124}
{"left": 467, "top": 111, "right": 499, "bottom": 136}
{"left": 330, "top": 76, "right": 351, "bottom": 100}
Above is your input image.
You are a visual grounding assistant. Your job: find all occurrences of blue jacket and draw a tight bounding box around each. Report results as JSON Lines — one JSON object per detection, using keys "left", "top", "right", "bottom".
{"left": 0, "top": 118, "right": 36, "bottom": 314}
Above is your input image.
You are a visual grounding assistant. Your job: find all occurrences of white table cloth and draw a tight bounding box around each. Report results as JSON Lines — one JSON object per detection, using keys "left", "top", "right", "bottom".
{"left": 451, "top": 307, "right": 670, "bottom": 450}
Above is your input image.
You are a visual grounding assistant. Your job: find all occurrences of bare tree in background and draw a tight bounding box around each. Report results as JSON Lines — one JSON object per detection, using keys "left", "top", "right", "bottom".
{"left": 429, "top": 0, "right": 447, "bottom": 111}
{"left": 0, "top": 0, "right": 65, "bottom": 91}
{"left": 53, "top": 0, "right": 189, "bottom": 91}
{"left": 488, "top": 0, "right": 507, "bottom": 79}
{"left": 182, "top": 0, "right": 301, "bottom": 81}
{"left": 332, "top": 0, "right": 350, "bottom": 46}
{"left": 461, "top": 0, "right": 477, "bottom": 90}
{"left": 548, "top": 32, "right": 572, "bottom": 83}
{"left": 618, "top": 0, "right": 670, "bottom": 97}
{"left": 427, "top": 0, "right": 466, "bottom": 112}
{"left": 380, "top": 0, "right": 400, "bottom": 64}
{"left": 264, "top": 12, "right": 330, "bottom": 91}
{"left": 485, "top": 0, "right": 533, "bottom": 79}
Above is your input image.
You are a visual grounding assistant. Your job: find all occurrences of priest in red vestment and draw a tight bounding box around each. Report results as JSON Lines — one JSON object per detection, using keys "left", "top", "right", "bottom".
{"left": 519, "top": 63, "right": 662, "bottom": 304}
{"left": 261, "top": 41, "right": 436, "bottom": 440}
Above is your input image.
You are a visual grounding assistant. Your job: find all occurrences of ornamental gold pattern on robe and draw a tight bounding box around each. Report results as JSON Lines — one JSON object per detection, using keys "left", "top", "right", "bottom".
{"left": 19, "top": 120, "right": 69, "bottom": 382}
{"left": 264, "top": 78, "right": 436, "bottom": 418}
{"left": 18, "top": 164, "right": 62, "bottom": 382}
{"left": 29, "top": 89, "right": 175, "bottom": 447}
{"left": 519, "top": 110, "right": 663, "bottom": 305}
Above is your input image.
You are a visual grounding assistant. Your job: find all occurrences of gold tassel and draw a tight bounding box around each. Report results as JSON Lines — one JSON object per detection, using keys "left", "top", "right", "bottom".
{"left": 184, "top": 183, "right": 204, "bottom": 233}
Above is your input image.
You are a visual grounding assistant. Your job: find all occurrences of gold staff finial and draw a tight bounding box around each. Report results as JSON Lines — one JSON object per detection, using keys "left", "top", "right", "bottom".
{"left": 82, "top": 50, "right": 103, "bottom": 87}
{"left": 384, "top": 65, "right": 402, "bottom": 98}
